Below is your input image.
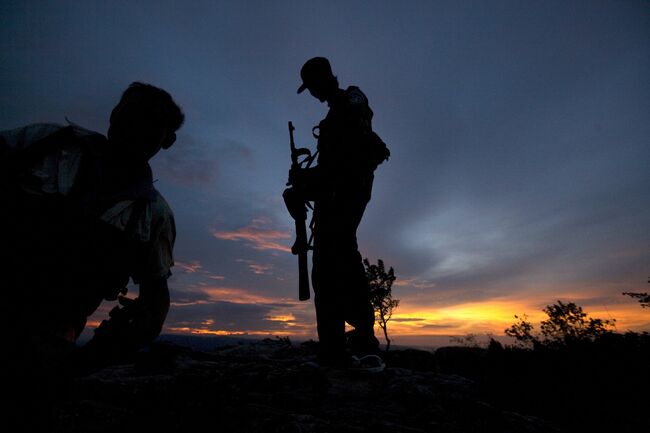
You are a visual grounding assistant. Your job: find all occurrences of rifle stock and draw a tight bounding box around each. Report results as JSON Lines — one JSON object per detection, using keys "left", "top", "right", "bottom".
{"left": 286, "top": 121, "right": 311, "bottom": 301}
{"left": 295, "top": 218, "right": 310, "bottom": 301}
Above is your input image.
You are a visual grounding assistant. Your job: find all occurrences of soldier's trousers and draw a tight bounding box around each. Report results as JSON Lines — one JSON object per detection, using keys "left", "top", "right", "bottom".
{"left": 311, "top": 198, "right": 376, "bottom": 358}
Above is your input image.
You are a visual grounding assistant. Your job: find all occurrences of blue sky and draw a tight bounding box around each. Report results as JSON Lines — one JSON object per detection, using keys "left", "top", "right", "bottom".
{"left": 1, "top": 1, "right": 649, "bottom": 344}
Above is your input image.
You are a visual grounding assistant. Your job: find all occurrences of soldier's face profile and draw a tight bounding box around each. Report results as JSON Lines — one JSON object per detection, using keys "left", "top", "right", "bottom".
{"left": 308, "top": 86, "right": 327, "bottom": 102}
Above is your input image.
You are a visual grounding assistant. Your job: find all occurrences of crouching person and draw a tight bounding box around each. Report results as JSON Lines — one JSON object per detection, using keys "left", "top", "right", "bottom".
{"left": 0, "top": 82, "right": 184, "bottom": 372}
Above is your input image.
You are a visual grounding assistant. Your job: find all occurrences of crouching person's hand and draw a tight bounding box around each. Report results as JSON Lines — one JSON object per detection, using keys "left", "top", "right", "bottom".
{"left": 78, "top": 277, "right": 170, "bottom": 370}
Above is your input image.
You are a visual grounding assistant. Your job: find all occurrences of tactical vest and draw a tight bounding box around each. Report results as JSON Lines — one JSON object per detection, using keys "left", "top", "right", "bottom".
{"left": 314, "top": 87, "right": 390, "bottom": 200}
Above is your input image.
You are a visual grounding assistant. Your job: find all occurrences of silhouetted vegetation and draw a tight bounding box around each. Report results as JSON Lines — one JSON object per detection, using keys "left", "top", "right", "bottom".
{"left": 430, "top": 299, "right": 650, "bottom": 432}
{"left": 622, "top": 277, "right": 650, "bottom": 309}
{"left": 503, "top": 314, "right": 536, "bottom": 348}
{"left": 505, "top": 300, "right": 615, "bottom": 348}
{"left": 448, "top": 333, "right": 499, "bottom": 348}
{"left": 364, "top": 258, "right": 399, "bottom": 350}
{"left": 449, "top": 333, "right": 481, "bottom": 347}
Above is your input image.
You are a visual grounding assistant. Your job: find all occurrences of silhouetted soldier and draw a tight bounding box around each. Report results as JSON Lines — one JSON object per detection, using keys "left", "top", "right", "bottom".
{"left": 289, "top": 57, "right": 389, "bottom": 365}
{"left": 0, "top": 82, "right": 183, "bottom": 370}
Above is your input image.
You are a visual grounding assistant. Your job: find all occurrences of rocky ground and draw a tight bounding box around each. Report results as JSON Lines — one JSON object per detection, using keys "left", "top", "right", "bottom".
{"left": 11, "top": 338, "right": 562, "bottom": 433}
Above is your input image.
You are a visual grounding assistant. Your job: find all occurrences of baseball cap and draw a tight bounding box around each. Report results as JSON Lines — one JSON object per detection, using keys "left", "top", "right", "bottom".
{"left": 297, "top": 57, "right": 333, "bottom": 94}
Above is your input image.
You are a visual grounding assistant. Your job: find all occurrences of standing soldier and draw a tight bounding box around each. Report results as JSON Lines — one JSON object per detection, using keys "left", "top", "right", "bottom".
{"left": 287, "top": 57, "right": 389, "bottom": 366}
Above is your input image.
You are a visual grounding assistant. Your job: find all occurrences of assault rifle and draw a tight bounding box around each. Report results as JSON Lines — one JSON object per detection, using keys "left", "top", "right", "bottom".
{"left": 283, "top": 121, "right": 312, "bottom": 301}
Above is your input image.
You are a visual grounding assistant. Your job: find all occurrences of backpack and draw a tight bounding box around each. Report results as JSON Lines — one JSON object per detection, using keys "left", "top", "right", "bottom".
{"left": 364, "top": 130, "right": 390, "bottom": 171}
{"left": 0, "top": 124, "right": 147, "bottom": 320}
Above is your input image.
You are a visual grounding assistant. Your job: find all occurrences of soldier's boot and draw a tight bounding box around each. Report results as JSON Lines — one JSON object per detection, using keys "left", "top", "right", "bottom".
{"left": 346, "top": 329, "right": 380, "bottom": 355}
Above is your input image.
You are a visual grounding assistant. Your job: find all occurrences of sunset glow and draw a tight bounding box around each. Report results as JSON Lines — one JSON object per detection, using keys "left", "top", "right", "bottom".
{"left": 5, "top": 1, "right": 647, "bottom": 350}
{"left": 211, "top": 219, "right": 292, "bottom": 253}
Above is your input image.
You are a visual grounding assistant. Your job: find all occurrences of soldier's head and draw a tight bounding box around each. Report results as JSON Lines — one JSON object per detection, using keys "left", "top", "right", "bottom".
{"left": 297, "top": 57, "right": 339, "bottom": 102}
{"left": 108, "top": 82, "right": 184, "bottom": 162}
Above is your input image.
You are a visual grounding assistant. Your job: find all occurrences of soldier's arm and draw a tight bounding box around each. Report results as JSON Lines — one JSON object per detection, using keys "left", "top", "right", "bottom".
{"left": 289, "top": 164, "right": 323, "bottom": 201}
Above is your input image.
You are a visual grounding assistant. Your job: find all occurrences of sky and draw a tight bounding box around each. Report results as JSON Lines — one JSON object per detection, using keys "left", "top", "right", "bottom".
{"left": 1, "top": 0, "right": 649, "bottom": 347}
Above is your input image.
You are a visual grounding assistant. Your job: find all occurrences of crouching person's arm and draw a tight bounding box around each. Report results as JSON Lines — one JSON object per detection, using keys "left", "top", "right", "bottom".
{"left": 131, "top": 276, "right": 171, "bottom": 343}
{"left": 79, "top": 277, "right": 170, "bottom": 368}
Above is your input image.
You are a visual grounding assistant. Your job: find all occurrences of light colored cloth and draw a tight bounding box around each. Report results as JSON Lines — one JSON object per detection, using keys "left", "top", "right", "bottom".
{"left": 100, "top": 191, "right": 176, "bottom": 281}
{"left": 2, "top": 123, "right": 87, "bottom": 195}
{"left": 135, "top": 190, "right": 176, "bottom": 281}
{"left": 0, "top": 122, "right": 176, "bottom": 282}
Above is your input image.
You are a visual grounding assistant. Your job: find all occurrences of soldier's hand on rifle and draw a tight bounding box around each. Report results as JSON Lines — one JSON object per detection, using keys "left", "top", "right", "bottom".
{"left": 288, "top": 166, "right": 305, "bottom": 186}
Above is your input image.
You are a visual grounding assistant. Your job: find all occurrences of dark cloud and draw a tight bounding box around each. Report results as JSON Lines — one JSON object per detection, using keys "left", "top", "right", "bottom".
{"left": 168, "top": 288, "right": 211, "bottom": 305}
{"left": 391, "top": 318, "right": 427, "bottom": 323}
{"left": 152, "top": 133, "right": 218, "bottom": 186}
{"left": 2, "top": 1, "right": 648, "bottom": 335}
{"left": 419, "top": 323, "right": 465, "bottom": 331}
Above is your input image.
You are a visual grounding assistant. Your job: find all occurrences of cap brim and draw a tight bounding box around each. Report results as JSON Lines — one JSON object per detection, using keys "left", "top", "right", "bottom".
{"left": 297, "top": 83, "right": 307, "bottom": 94}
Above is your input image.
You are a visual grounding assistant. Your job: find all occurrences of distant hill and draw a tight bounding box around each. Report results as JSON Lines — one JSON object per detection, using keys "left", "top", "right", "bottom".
{"left": 156, "top": 333, "right": 261, "bottom": 351}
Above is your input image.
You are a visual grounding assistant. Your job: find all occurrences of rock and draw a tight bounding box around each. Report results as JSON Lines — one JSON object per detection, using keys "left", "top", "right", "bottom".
{"left": 16, "top": 340, "right": 562, "bottom": 433}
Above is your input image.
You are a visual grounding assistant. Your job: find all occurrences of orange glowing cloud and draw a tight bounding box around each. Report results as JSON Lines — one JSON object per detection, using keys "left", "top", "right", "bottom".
{"left": 393, "top": 277, "right": 436, "bottom": 290}
{"left": 165, "top": 310, "right": 310, "bottom": 337}
{"left": 175, "top": 285, "right": 300, "bottom": 306}
{"left": 236, "top": 259, "right": 273, "bottom": 275}
{"left": 266, "top": 313, "right": 297, "bottom": 325}
{"left": 211, "top": 219, "right": 291, "bottom": 253}
{"left": 166, "top": 327, "right": 250, "bottom": 336}
{"left": 175, "top": 260, "right": 203, "bottom": 273}
{"left": 162, "top": 283, "right": 314, "bottom": 338}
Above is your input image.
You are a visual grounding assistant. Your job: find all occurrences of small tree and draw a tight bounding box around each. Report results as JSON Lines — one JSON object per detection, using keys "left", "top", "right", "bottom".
{"left": 622, "top": 277, "right": 650, "bottom": 309}
{"left": 505, "top": 300, "right": 616, "bottom": 348}
{"left": 623, "top": 292, "right": 650, "bottom": 308}
{"left": 540, "top": 300, "right": 615, "bottom": 345}
{"left": 364, "top": 258, "right": 399, "bottom": 351}
{"left": 505, "top": 314, "right": 538, "bottom": 348}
